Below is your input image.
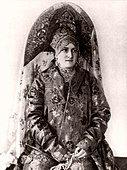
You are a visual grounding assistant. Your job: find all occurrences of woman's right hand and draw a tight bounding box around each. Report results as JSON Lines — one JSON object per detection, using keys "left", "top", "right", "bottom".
{"left": 73, "top": 147, "right": 86, "bottom": 159}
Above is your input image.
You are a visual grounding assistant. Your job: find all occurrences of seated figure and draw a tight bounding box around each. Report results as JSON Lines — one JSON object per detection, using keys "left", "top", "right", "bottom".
{"left": 7, "top": 2, "right": 120, "bottom": 170}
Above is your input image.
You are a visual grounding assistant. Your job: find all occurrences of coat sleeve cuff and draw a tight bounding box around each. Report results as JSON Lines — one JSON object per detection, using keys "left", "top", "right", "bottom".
{"left": 50, "top": 143, "right": 68, "bottom": 162}
{"left": 76, "top": 138, "right": 93, "bottom": 155}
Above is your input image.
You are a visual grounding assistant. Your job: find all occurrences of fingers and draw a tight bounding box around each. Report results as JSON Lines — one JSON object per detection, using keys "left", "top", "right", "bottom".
{"left": 74, "top": 147, "right": 86, "bottom": 158}
{"left": 77, "top": 152, "right": 86, "bottom": 159}
{"left": 74, "top": 150, "right": 84, "bottom": 158}
{"left": 74, "top": 147, "right": 82, "bottom": 155}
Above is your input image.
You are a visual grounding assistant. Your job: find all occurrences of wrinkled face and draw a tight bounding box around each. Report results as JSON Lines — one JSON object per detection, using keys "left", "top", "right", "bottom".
{"left": 55, "top": 42, "right": 79, "bottom": 69}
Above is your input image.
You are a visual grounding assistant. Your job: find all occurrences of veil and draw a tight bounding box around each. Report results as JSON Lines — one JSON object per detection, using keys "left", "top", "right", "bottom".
{"left": 7, "top": 2, "right": 102, "bottom": 165}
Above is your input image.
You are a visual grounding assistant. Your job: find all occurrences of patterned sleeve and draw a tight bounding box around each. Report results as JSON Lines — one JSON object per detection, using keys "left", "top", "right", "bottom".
{"left": 26, "top": 74, "right": 68, "bottom": 162}
{"left": 77, "top": 75, "right": 111, "bottom": 155}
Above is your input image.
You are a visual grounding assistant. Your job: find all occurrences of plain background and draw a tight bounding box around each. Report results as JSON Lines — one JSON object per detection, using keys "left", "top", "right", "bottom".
{"left": 0, "top": 0, "right": 127, "bottom": 157}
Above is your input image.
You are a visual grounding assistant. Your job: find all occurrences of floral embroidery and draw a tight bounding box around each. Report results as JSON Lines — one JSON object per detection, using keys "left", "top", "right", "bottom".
{"left": 23, "top": 84, "right": 30, "bottom": 99}
{"left": 69, "top": 97, "right": 75, "bottom": 105}
{"left": 7, "top": 3, "right": 118, "bottom": 170}
{"left": 51, "top": 94, "right": 62, "bottom": 104}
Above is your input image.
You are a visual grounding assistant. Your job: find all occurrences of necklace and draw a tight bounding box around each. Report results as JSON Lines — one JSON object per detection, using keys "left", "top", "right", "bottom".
{"left": 57, "top": 66, "right": 75, "bottom": 140}
{"left": 59, "top": 67, "right": 75, "bottom": 82}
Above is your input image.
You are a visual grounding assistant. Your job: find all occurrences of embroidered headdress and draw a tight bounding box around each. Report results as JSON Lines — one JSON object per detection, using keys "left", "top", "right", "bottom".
{"left": 50, "top": 27, "right": 79, "bottom": 51}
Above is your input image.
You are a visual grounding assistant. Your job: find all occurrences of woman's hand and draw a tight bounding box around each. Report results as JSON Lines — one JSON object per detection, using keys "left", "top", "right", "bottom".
{"left": 74, "top": 147, "right": 86, "bottom": 159}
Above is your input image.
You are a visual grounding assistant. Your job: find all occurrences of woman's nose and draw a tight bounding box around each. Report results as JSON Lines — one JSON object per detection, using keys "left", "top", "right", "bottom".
{"left": 67, "top": 50, "right": 73, "bottom": 59}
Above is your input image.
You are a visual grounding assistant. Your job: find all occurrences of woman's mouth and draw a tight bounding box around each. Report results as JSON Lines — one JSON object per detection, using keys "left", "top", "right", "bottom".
{"left": 65, "top": 60, "right": 73, "bottom": 61}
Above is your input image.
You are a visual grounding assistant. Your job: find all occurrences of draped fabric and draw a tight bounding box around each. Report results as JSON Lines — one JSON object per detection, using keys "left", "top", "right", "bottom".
{"left": 6, "top": 2, "right": 119, "bottom": 170}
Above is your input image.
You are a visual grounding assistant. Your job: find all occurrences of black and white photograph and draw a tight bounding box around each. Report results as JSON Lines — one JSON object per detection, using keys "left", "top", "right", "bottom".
{"left": 0, "top": 0, "right": 127, "bottom": 169}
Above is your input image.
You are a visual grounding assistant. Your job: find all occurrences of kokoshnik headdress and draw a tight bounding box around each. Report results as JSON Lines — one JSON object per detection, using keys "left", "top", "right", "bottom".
{"left": 50, "top": 27, "right": 78, "bottom": 50}
{"left": 7, "top": 2, "right": 102, "bottom": 163}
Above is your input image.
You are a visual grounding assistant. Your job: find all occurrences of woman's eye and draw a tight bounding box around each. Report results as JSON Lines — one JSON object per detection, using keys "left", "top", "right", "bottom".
{"left": 61, "top": 48, "right": 68, "bottom": 52}
{"left": 64, "top": 48, "right": 68, "bottom": 52}
{"left": 72, "top": 49, "right": 78, "bottom": 53}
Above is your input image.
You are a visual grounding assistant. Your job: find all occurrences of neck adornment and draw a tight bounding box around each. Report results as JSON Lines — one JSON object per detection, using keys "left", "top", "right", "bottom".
{"left": 58, "top": 66, "right": 75, "bottom": 82}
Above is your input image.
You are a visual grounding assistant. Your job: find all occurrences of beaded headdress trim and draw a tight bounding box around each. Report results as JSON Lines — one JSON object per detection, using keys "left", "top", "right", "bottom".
{"left": 50, "top": 27, "right": 78, "bottom": 50}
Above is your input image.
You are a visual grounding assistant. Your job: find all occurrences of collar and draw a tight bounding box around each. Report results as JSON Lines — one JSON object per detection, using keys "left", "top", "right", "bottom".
{"left": 54, "top": 65, "right": 86, "bottom": 94}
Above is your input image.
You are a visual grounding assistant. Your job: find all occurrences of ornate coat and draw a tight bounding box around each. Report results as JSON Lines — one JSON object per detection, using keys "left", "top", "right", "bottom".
{"left": 20, "top": 64, "right": 116, "bottom": 170}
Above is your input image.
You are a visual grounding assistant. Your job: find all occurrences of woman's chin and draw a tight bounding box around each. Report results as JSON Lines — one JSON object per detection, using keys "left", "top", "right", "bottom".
{"left": 63, "top": 64, "right": 75, "bottom": 69}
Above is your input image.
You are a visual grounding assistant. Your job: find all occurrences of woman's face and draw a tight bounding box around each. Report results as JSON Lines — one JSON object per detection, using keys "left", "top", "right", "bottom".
{"left": 55, "top": 42, "right": 78, "bottom": 69}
